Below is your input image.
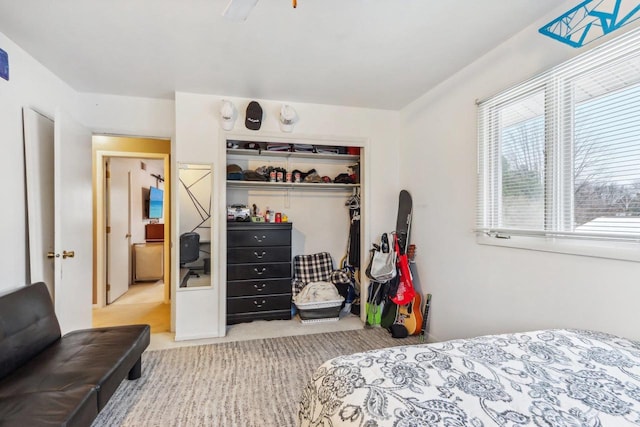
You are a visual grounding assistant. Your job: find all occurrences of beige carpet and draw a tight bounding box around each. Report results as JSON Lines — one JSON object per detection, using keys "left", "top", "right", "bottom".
{"left": 91, "top": 328, "right": 422, "bottom": 427}
{"left": 93, "top": 282, "right": 170, "bottom": 334}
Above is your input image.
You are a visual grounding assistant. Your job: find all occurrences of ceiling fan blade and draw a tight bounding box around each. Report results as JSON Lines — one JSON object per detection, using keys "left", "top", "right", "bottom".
{"left": 222, "top": 0, "right": 259, "bottom": 21}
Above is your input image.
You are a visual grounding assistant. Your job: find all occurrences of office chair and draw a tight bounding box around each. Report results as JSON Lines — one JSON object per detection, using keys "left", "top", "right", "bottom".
{"left": 179, "top": 232, "right": 201, "bottom": 278}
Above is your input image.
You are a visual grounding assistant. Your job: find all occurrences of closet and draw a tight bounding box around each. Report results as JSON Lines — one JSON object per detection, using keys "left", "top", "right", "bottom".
{"left": 224, "top": 136, "right": 365, "bottom": 325}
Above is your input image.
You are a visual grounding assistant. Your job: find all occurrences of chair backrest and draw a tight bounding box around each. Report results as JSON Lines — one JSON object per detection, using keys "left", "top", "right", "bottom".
{"left": 293, "top": 252, "right": 334, "bottom": 284}
{"left": 180, "top": 232, "right": 200, "bottom": 264}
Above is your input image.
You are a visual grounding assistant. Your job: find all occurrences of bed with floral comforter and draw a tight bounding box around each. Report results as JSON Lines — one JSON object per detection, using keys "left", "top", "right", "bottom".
{"left": 299, "top": 329, "right": 640, "bottom": 426}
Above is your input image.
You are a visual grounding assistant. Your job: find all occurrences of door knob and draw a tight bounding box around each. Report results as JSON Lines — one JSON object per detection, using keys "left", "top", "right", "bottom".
{"left": 62, "top": 250, "right": 75, "bottom": 259}
{"left": 47, "top": 252, "right": 59, "bottom": 258}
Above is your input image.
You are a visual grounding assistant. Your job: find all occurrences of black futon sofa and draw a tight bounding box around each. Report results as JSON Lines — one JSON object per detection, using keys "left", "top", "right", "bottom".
{"left": 0, "top": 282, "right": 150, "bottom": 426}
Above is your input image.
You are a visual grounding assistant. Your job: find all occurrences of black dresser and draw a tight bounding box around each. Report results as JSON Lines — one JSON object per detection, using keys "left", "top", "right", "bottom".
{"left": 226, "top": 222, "right": 292, "bottom": 324}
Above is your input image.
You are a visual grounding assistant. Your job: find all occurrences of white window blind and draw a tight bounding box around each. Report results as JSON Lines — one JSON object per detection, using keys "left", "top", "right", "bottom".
{"left": 478, "top": 27, "right": 640, "bottom": 242}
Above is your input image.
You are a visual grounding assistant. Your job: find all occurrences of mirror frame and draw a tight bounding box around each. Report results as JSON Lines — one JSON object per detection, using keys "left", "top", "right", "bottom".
{"left": 176, "top": 162, "right": 214, "bottom": 290}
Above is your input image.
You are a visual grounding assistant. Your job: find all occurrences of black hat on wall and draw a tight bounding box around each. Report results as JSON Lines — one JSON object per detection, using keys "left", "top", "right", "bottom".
{"left": 245, "top": 101, "right": 263, "bottom": 130}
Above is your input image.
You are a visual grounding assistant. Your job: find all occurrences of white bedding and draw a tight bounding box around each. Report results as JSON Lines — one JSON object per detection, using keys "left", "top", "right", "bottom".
{"left": 299, "top": 329, "right": 640, "bottom": 426}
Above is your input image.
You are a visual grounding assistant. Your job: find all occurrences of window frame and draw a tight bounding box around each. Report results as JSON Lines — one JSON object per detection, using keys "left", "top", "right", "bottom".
{"left": 477, "top": 28, "right": 640, "bottom": 261}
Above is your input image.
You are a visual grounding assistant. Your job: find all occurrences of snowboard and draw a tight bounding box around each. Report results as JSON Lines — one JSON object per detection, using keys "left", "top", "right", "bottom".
{"left": 395, "top": 190, "right": 412, "bottom": 255}
{"left": 381, "top": 190, "right": 414, "bottom": 329}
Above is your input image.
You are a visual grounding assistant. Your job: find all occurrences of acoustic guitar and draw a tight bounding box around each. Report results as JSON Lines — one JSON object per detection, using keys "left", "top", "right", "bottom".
{"left": 410, "top": 293, "right": 423, "bottom": 336}
{"left": 404, "top": 244, "right": 423, "bottom": 335}
{"left": 395, "top": 293, "right": 422, "bottom": 335}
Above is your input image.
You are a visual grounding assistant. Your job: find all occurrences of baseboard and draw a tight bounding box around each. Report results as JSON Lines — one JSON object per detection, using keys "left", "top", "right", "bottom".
{"left": 174, "top": 331, "right": 225, "bottom": 342}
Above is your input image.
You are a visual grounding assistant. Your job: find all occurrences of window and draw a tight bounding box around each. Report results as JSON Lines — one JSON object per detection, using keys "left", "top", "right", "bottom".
{"left": 477, "top": 28, "right": 640, "bottom": 246}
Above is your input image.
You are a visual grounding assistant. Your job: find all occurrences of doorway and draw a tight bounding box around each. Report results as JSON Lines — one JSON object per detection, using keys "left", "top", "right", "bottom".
{"left": 92, "top": 136, "right": 172, "bottom": 333}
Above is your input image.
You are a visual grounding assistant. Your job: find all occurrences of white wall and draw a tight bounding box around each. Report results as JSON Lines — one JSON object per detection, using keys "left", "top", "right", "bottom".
{"left": 0, "top": 32, "right": 78, "bottom": 292}
{"left": 174, "top": 92, "right": 401, "bottom": 339}
{"left": 400, "top": 13, "right": 640, "bottom": 341}
{"left": 77, "top": 93, "right": 174, "bottom": 139}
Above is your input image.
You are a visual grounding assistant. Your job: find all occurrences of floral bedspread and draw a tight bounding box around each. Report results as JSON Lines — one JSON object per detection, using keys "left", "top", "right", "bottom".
{"left": 298, "top": 329, "right": 640, "bottom": 426}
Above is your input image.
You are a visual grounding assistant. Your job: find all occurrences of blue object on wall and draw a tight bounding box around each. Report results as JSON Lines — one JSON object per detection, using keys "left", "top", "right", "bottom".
{"left": 539, "top": 0, "right": 640, "bottom": 48}
{"left": 148, "top": 186, "right": 164, "bottom": 219}
{"left": 0, "top": 48, "right": 8, "bottom": 81}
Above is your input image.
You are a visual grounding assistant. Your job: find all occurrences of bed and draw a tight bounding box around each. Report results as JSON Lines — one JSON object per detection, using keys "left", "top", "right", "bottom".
{"left": 299, "top": 329, "right": 640, "bottom": 426}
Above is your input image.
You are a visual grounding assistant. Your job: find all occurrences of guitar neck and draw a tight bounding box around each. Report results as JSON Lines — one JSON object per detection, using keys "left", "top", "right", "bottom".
{"left": 419, "top": 293, "right": 432, "bottom": 337}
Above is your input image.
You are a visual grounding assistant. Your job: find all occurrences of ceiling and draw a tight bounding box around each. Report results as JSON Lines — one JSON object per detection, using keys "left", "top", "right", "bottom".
{"left": 0, "top": 0, "right": 564, "bottom": 110}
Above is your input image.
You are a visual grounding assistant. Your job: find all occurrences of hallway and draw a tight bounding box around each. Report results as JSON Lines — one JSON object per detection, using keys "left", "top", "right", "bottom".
{"left": 92, "top": 281, "right": 170, "bottom": 333}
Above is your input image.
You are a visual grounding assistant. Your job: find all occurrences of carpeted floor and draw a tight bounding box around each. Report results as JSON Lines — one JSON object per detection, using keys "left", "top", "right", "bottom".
{"left": 91, "top": 328, "right": 422, "bottom": 426}
{"left": 93, "top": 282, "right": 170, "bottom": 334}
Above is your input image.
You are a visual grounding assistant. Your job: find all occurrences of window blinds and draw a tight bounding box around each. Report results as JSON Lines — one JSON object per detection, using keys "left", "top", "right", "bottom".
{"left": 477, "top": 27, "right": 640, "bottom": 241}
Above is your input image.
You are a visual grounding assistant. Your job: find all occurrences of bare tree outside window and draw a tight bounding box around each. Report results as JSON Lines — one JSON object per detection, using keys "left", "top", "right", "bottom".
{"left": 573, "top": 83, "right": 640, "bottom": 233}
{"left": 498, "top": 93, "right": 545, "bottom": 230}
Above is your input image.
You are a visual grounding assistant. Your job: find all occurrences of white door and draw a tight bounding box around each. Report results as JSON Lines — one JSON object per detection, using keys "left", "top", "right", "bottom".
{"left": 106, "top": 158, "right": 132, "bottom": 303}
{"left": 53, "top": 109, "right": 93, "bottom": 334}
{"left": 23, "top": 108, "right": 55, "bottom": 297}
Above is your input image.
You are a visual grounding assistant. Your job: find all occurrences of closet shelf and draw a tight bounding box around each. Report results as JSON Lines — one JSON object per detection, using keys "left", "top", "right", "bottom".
{"left": 226, "top": 181, "right": 360, "bottom": 191}
{"left": 226, "top": 148, "right": 359, "bottom": 162}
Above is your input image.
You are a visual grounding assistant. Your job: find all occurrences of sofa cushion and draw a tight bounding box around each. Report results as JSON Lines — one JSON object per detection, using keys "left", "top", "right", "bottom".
{"left": 0, "top": 385, "right": 97, "bottom": 427}
{"left": 0, "top": 282, "right": 61, "bottom": 381}
{"left": 64, "top": 325, "right": 150, "bottom": 409}
{"left": 0, "top": 324, "right": 150, "bottom": 410}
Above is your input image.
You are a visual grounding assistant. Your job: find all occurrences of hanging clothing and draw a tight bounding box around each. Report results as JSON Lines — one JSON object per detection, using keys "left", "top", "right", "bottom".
{"left": 345, "top": 190, "right": 361, "bottom": 269}
{"left": 348, "top": 208, "right": 360, "bottom": 268}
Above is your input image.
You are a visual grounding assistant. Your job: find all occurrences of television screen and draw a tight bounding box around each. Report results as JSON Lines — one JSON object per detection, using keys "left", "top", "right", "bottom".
{"left": 148, "top": 186, "right": 164, "bottom": 219}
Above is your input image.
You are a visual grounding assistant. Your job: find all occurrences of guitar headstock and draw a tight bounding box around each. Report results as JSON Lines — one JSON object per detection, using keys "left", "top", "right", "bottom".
{"left": 407, "top": 244, "right": 416, "bottom": 262}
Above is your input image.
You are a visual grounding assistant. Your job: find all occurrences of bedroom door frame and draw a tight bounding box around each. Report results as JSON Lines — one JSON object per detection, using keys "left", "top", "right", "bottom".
{"left": 93, "top": 136, "right": 172, "bottom": 314}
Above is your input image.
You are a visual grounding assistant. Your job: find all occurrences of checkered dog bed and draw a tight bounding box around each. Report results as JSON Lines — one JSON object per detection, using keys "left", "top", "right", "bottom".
{"left": 292, "top": 252, "right": 351, "bottom": 297}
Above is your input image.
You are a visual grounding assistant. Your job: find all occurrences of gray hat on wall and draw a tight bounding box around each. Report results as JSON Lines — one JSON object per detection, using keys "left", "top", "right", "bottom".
{"left": 245, "top": 101, "right": 263, "bottom": 130}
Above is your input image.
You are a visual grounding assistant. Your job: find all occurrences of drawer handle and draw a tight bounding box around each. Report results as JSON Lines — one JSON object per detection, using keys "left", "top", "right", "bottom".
{"left": 254, "top": 267, "right": 267, "bottom": 275}
{"left": 253, "top": 235, "right": 267, "bottom": 243}
{"left": 253, "top": 283, "right": 267, "bottom": 291}
{"left": 253, "top": 251, "right": 267, "bottom": 259}
{"left": 254, "top": 299, "right": 267, "bottom": 308}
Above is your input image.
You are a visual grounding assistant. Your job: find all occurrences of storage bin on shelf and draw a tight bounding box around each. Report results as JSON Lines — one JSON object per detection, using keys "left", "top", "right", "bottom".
{"left": 295, "top": 299, "right": 344, "bottom": 324}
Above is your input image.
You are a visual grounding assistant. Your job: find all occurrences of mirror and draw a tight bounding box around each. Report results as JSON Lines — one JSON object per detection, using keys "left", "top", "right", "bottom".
{"left": 178, "top": 163, "right": 213, "bottom": 288}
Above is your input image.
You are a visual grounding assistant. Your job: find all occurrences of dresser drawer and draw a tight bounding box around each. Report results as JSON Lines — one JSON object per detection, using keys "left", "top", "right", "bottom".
{"left": 227, "top": 294, "right": 292, "bottom": 314}
{"left": 227, "top": 310, "right": 291, "bottom": 324}
{"left": 228, "top": 229, "right": 291, "bottom": 248}
{"left": 227, "top": 278, "right": 291, "bottom": 297}
{"left": 227, "top": 246, "right": 291, "bottom": 264}
{"left": 227, "top": 262, "right": 291, "bottom": 281}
